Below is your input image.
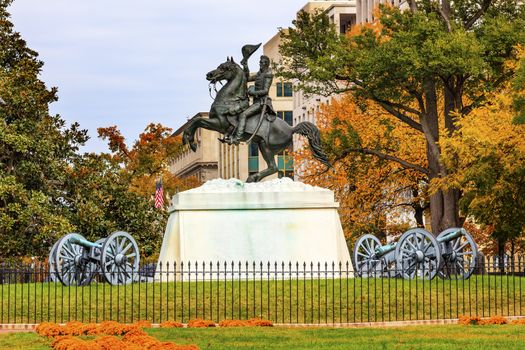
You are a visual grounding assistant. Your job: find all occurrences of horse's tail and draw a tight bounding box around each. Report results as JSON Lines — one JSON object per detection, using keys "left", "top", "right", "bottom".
{"left": 292, "top": 122, "right": 332, "bottom": 168}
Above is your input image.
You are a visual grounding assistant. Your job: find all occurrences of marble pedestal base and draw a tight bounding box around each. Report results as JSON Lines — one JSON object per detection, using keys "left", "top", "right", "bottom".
{"left": 157, "top": 178, "right": 352, "bottom": 280}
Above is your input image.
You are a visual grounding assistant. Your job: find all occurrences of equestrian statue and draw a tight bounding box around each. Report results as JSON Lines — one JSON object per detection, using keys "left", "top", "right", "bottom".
{"left": 181, "top": 43, "right": 331, "bottom": 183}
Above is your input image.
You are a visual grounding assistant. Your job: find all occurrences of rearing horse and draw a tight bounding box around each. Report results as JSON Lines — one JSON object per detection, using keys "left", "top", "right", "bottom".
{"left": 182, "top": 57, "right": 331, "bottom": 182}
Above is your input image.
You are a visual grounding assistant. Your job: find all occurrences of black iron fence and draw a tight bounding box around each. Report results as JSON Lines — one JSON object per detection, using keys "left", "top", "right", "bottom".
{"left": 0, "top": 256, "right": 524, "bottom": 325}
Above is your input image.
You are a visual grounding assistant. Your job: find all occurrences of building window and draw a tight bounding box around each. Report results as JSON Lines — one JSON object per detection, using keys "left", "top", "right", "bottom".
{"left": 249, "top": 142, "right": 259, "bottom": 157}
{"left": 248, "top": 141, "right": 259, "bottom": 173}
{"left": 276, "top": 82, "right": 293, "bottom": 97}
{"left": 277, "top": 111, "right": 293, "bottom": 126}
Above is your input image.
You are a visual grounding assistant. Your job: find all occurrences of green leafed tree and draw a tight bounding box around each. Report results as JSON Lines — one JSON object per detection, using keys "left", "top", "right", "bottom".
{"left": 0, "top": 0, "right": 88, "bottom": 257}
{"left": 278, "top": 0, "right": 525, "bottom": 234}
{"left": 62, "top": 153, "right": 166, "bottom": 258}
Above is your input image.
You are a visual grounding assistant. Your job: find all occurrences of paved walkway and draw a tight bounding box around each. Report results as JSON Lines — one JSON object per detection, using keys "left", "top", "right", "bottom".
{"left": 1, "top": 316, "right": 525, "bottom": 333}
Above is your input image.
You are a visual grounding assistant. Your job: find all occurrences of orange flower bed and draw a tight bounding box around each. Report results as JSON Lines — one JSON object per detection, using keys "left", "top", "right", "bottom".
{"left": 246, "top": 318, "right": 273, "bottom": 327}
{"left": 218, "top": 319, "right": 247, "bottom": 327}
{"left": 511, "top": 318, "right": 525, "bottom": 324}
{"left": 187, "top": 319, "right": 216, "bottom": 328}
{"left": 160, "top": 321, "right": 184, "bottom": 328}
{"left": 36, "top": 322, "right": 66, "bottom": 337}
{"left": 458, "top": 315, "right": 508, "bottom": 325}
{"left": 481, "top": 315, "right": 507, "bottom": 325}
{"left": 218, "top": 318, "right": 273, "bottom": 327}
{"left": 36, "top": 321, "right": 200, "bottom": 350}
{"left": 458, "top": 315, "right": 482, "bottom": 325}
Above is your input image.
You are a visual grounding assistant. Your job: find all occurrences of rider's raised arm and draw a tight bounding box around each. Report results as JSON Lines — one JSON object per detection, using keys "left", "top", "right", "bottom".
{"left": 241, "top": 59, "right": 255, "bottom": 82}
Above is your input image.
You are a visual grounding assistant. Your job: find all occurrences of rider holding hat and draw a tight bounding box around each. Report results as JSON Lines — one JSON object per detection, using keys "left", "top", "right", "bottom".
{"left": 229, "top": 45, "right": 276, "bottom": 145}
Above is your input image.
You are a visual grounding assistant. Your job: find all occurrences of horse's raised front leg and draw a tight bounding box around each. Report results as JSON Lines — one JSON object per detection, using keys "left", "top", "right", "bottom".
{"left": 246, "top": 140, "right": 278, "bottom": 183}
{"left": 183, "top": 117, "right": 224, "bottom": 152}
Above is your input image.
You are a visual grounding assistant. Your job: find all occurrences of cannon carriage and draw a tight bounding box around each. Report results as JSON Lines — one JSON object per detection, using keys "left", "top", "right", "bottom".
{"left": 353, "top": 228, "right": 478, "bottom": 280}
{"left": 48, "top": 231, "right": 140, "bottom": 286}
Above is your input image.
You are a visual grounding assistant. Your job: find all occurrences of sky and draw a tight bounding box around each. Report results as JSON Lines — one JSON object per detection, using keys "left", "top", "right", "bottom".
{"left": 8, "top": 0, "right": 308, "bottom": 153}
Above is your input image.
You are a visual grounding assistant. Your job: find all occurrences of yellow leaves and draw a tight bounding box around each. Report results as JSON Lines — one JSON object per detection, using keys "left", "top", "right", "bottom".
{"left": 439, "top": 88, "right": 525, "bottom": 180}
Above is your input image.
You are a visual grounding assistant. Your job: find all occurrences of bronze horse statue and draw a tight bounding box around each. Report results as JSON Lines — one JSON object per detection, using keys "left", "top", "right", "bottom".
{"left": 182, "top": 57, "right": 331, "bottom": 182}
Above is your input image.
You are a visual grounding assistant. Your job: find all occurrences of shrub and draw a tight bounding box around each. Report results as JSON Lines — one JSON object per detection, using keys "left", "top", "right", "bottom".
{"left": 36, "top": 322, "right": 65, "bottom": 337}
{"left": 36, "top": 321, "right": 200, "bottom": 350}
{"left": 187, "top": 319, "right": 216, "bottom": 328}
{"left": 218, "top": 318, "right": 273, "bottom": 327}
{"left": 160, "top": 321, "right": 184, "bottom": 328}
{"left": 246, "top": 318, "right": 273, "bottom": 327}
{"left": 480, "top": 316, "right": 507, "bottom": 325}
{"left": 52, "top": 336, "right": 102, "bottom": 350}
{"left": 458, "top": 315, "right": 481, "bottom": 325}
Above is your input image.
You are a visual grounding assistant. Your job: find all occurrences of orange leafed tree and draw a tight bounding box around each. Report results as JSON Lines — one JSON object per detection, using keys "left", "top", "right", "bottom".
{"left": 295, "top": 94, "right": 428, "bottom": 244}
{"left": 98, "top": 123, "right": 200, "bottom": 202}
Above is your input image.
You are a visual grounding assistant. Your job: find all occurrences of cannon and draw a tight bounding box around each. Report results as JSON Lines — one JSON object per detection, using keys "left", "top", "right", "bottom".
{"left": 48, "top": 231, "right": 140, "bottom": 286}
{"left": 353, "top": 227, "right": 478, "bottom": 280}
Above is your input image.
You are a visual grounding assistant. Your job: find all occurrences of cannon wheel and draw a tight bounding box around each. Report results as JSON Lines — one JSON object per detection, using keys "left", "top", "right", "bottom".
{"left": 353, "top": 234, "right": 386, "bottom": 277}
{"left": 100, "top": 231, "right": 140, "bottom": 285}
{"left": 395, "top": 228, "right": 441, "bottom": 280}
{"left": 438, "top": 228, "right": 478, "bottom": 279}
{"left": 48, "top": 240, "right": 60, "bottom": 282}
{"left": 54, "top": 233, "right": 95, "bottom": 286}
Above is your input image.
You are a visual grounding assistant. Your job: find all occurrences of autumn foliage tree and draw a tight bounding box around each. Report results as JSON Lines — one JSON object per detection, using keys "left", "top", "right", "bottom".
{"left": 73, "top": 123, "right": 200, "bottom": 257}
{"left": 98, "top": 123, "right": 200, "bottom": 199}
{"left": 278, "top": 1, "right": 525, "bottom": 234}
{"left": 295, "top": 94, "right": 428, "bottom": 243}
{"left": 435, "top": 50, "right": 525, "bottom": 255}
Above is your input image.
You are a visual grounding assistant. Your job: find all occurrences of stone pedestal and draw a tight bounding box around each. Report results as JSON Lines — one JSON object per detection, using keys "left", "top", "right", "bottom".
{"left": 157, "top": 178, "right": 351, "bottom": 279}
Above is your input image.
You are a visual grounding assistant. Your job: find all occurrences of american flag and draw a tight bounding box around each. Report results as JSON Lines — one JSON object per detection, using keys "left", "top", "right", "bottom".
{"left": 155, "top": 179, "right": 164, "bottom": 209}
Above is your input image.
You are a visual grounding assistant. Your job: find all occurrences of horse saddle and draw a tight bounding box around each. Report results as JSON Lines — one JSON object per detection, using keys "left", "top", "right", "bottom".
{"left": 226, "top": 113, "right": 272, "bottom": 142}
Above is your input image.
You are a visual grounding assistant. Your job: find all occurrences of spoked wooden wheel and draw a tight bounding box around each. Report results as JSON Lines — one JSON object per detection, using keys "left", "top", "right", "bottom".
{"left": 438, "top": 228, "right": 478, "bottom": 279}
{"left": 54, "top": 233, "right": 95, "bottom": 286}
{"left": 353, "top": 234, "right": 386, "bottom": 277}
{"left": 395, "top": 228, "right": 441, "bottom": 280}
{"left": 48, "top": 240, "right": 60, "bottom": 283}
{"left": 100, "top": 231, "right": 140, "bottom": 285}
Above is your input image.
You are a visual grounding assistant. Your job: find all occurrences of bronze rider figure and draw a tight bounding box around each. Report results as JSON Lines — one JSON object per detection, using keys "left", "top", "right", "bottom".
{"left": 227, "top": 53, "right": 276, "bottom": 145}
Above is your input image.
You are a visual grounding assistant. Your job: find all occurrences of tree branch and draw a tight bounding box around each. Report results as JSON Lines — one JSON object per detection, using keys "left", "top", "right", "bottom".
{"left": 337, "top": 148, "right": 430, "bottom": 175}
{"left": 374, "top": 99, "right": 424, "bottom": 132}
{"left": 408, "top": 0, "right": 418, "bottom": 12}
{"left": 347, "top": 81, "right": 424, "bottom": 132}
{"left": 436, "top": 2, "right": 452, "bottom": 32}
{"left": 464, "top": 0, "right": 493, "bottom": 29}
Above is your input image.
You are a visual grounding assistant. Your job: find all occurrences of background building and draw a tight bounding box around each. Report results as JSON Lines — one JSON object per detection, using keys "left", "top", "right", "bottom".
{"left": 170, "top": 112, "right": 219, "bottom": 182}
{"left": 356, "top": 0, "right": 407, "bottom": 24}
{"left": 291, "top": 1, "right": 357, "bottom": 180}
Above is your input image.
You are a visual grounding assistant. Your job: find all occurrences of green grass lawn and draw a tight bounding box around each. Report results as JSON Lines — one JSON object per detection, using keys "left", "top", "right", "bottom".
{"left": 2, "top": 325, "right": 525, "bottom": 350}
{"left": 1, "top": 275, "right": 524, "bottom": 324}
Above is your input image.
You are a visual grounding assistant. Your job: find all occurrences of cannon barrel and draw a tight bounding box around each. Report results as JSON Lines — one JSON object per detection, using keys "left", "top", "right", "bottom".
{"left": 436, "top": 228, "right": 464, "bottom": 243}
{"left": 374, "top": 242, "right": 396, "bottom": 257}
{"left": 69, "top": 236, "right": 102, "bottom": 249}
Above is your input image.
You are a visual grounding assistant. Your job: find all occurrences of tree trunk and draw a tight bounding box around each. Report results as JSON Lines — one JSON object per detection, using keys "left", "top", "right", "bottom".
{"left": 411, "top": 187, "right": 425, "bottom": 228}
{"left": 422, "top": 78, "right": 461, "bottom": 234}
{"left": 413, "top": 204, "right": 425, "bottom": 228}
